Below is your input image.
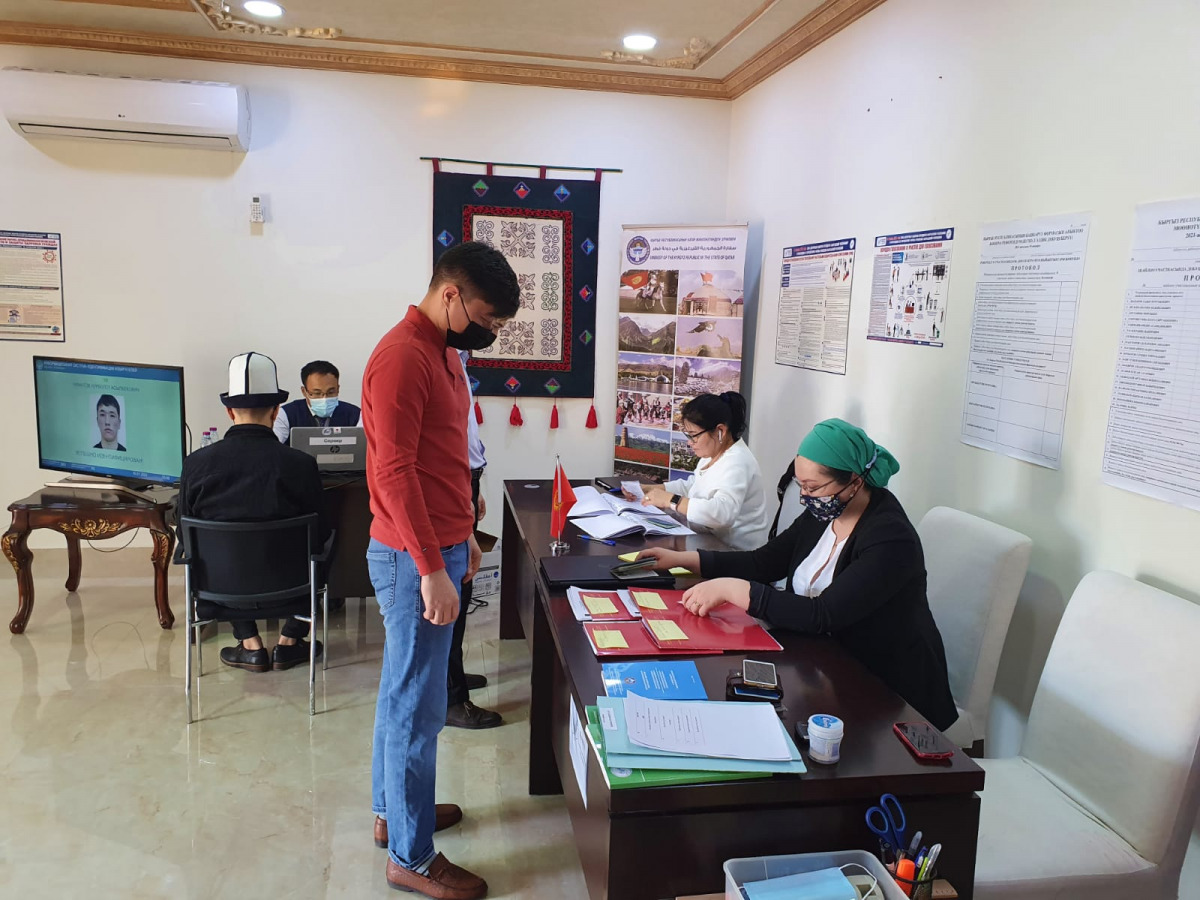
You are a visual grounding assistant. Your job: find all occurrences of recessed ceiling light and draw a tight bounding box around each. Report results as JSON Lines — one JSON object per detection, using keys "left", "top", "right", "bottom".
{"left": 623, "top": 34, "right": 657, "bottom": 52}
{"left": 243, "top": 1, "right": 284, "bottom": 17}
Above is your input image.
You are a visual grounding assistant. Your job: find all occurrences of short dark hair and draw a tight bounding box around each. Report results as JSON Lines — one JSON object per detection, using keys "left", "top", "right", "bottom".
{"left": 680, "top": 391, "right": 748, "bottom": 441}
{"left": 96, "top": 394, "right": 121, "bottom": 415}
{"left": 816, "top": 464, "right": 856, "bottom": 486}
{"left": 431, "top": 241, "right": 520, "bottom": 319}
{"left": 301, "top": 360, "right": 339, "bottom": 384}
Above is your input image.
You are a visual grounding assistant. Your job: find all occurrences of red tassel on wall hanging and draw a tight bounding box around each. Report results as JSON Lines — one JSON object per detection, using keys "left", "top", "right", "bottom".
{"left": 509, "top": 401, "right": 523, "bottom": 426}
{"left": 474, "top": 400, "right": 483, "bottom": 424}
{"left": 585, "top": 401, "right": 599, "bottom": 429}
{"left": 550, "top": 401, "right": 560, "bottom": 430}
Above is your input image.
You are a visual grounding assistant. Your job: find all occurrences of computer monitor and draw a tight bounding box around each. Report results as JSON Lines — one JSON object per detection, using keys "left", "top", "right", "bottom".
{"left": 33, "top": 356, "right": 186, "bottom": 488}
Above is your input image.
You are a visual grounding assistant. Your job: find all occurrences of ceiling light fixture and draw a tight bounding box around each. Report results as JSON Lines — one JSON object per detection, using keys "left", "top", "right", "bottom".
{"left": 243, "top": 1, "right": 284, "bottom": 18}
{"left": 622, "top": 34, "right": 657, "bottom": 52}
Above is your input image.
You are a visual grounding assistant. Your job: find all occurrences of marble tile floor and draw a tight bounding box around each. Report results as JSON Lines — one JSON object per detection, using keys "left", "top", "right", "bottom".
{"left": 0, "top": 543, "right": 590, "bottom": 899}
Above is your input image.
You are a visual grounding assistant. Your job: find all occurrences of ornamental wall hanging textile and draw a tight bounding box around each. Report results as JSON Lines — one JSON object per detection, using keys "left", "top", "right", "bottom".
{"left": 432, "top": 169, "right": 600, "bottom": 399}
{"left": 614, "top": 225, "right": 748, "bottom": 484}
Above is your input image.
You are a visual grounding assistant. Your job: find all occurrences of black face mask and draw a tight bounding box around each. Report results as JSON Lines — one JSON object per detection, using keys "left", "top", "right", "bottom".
{"left": 446, "top": 294, "right": 497, "bottom": 351}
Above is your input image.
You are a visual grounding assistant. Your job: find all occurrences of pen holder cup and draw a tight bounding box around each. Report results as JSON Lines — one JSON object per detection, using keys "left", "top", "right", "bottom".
{"left": 880, "top": 844, "right": 937, "bottom": 900}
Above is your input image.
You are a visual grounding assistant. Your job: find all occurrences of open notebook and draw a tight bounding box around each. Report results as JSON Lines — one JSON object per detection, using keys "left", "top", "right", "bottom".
{"left": 573, "top": 512, "right": 694, "bottom": 540}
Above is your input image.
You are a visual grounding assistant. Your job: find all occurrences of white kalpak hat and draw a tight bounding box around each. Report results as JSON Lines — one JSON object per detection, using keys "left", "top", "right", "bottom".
{"left": 220, "top": 351, "right": 289, "bottom": 408}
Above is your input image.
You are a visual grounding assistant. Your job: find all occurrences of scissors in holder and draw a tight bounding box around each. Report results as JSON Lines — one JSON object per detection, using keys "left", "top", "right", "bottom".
{"left": 865, "top": 792, "right": 908, "bottom": 858}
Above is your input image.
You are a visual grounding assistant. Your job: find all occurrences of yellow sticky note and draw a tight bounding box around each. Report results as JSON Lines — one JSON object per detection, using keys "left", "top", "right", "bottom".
{"left": 582, "top": 594, "right": 619, "bottom": 616}
{"left": 632, "top": 591, "right": 668, "bottom": 610}
{"left": 669, "top": 567, "right": 693, "bottom": 576}
{"left": 593, "top": 629, "right": 629, "bottom": 650}
{"left": 617, "top": 552, "right": 639, "bottom": 563}
{"left": 647, "top": 618, "right": 689, "bottom": 642}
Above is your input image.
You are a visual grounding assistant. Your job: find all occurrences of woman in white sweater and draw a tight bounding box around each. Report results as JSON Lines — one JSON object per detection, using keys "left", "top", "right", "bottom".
{"left": 631, "top": 392, "right": 771, "bottom": 550}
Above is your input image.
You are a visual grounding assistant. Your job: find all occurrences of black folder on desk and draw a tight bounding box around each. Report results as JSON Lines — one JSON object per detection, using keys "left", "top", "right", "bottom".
{"left": 539, "top": 555, "right": 675, "bottom": 590}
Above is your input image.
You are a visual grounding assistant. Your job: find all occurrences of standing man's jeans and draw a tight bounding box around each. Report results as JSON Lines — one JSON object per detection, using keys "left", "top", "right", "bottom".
{"left": 447, "top": 467, "right": 483, "bottom": 706}
{"left": 368, "top": 537, "right": 467, "bottom": 870}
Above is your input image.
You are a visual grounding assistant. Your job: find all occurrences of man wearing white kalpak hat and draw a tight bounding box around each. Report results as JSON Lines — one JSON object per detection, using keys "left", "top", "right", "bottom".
{"left": 177, "top": 352, "right": 331, "bottom": 672}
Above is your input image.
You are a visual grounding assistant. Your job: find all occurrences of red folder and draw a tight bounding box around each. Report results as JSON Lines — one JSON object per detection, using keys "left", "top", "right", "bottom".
{"left": 577, "top": 590, "right": 636, "bottom": 622}
{"left": 635, "top": 589, "right": 784, "bottom": 654}
{"left": 582, "top": 621, "right": 722, "bottom": 658}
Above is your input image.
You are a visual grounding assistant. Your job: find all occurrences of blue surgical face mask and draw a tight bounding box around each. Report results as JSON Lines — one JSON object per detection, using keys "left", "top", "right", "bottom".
{"left": 309, "top": 397, "right": 338, "bottom": 418}
{"left": 742, "top": 864, "right": 879, "bottom": 900}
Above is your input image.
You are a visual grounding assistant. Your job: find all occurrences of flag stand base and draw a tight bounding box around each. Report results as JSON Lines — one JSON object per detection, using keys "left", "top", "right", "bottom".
{"left": 548, "top": 540, "right": 571, "bottom": 555}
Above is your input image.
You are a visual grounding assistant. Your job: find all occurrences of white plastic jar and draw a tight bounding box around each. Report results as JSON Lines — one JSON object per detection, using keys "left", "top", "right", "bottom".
{"left": 808, "top": 714, "right": 844, "bottom": 764}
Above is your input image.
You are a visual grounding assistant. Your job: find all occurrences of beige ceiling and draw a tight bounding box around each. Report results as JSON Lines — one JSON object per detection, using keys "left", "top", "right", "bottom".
{"left": 0, "top": 0, "right": 887, "bottom": 99}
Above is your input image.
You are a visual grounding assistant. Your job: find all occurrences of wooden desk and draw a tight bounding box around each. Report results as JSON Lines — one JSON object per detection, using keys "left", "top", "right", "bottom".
{"left": 501, "top": 479, "right": 985, "bottom": 900}
{"left": 3, "top": 486, "right": 177, "bottom": 634}
{"left": 320, "top": 475, "right": 372, "bottom": 601}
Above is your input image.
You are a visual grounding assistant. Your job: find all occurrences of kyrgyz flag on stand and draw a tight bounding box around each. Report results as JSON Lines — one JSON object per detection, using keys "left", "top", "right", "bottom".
{"left": 620, "top": 270, "right": 650, "bottom": 290}
{"left": 551, "top": 460, "right": 577, "bottom": 539}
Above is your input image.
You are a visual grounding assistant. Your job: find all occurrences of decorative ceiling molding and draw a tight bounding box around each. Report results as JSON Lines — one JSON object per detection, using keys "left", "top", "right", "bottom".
{"left": 0, "top": 21, "right": 728, "bottom": 98}
{"left": 601, "top": 37, "right": 711, "bottom": 70}
{"left": 0, "top": 0, "right": 886, "bottom": 101}
{"left": 56, "top": 0, "right": 193, "bottom": 10}
{"left": 723, "top": 0, "right": 887, "bottom": 97}
{"left": 191, "top": 0, "right": 341, "bottom": 39}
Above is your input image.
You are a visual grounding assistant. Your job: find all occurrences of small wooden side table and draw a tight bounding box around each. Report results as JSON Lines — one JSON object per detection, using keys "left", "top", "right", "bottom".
{"left": 2, "top": 485, "right": 178, "bottom": 634}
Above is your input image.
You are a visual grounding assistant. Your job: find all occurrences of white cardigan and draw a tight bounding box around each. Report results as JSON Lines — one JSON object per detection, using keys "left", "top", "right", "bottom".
{"left": 663, "top": 438, "right": 771, "bottom": 551}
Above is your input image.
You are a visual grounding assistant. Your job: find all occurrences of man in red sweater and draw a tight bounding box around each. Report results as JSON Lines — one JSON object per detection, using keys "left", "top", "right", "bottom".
{"left": 363, "top": 241, "right": 518, "bottom": 899}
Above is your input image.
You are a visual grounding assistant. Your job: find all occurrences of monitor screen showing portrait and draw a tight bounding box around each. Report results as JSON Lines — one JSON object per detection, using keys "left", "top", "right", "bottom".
{"left": 33, "top": 356, "right": 186, "bottom": 485}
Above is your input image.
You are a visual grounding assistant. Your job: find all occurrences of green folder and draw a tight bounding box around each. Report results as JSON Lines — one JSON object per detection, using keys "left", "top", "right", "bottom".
{"left": 586, "top": 707, "right": 772, "bottom": 789}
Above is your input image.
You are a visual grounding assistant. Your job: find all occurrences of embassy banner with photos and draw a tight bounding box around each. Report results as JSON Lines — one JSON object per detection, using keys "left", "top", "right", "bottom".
{"left": 614, "top": 225, "right": 748, "bottom": 484}
{"left": 432, "top": 170, "right": 600, "bottom": 398}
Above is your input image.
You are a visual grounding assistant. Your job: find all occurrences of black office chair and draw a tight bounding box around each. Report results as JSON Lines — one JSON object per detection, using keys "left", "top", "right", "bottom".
{"left": 177, "top": 514, "right": 336, "bottom": 722}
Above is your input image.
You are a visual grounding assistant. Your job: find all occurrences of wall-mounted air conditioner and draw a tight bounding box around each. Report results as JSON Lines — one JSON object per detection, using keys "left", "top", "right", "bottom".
{"left": 0, "top": 68, "right": 251, "bottom": 151}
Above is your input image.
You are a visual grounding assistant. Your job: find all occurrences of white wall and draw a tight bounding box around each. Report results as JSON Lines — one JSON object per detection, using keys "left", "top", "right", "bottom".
{"left": 0, "top": 46, "right": 731, "bottom": 547}
{"left": 727, "top": 0, "right": 1200, "bottom": 892}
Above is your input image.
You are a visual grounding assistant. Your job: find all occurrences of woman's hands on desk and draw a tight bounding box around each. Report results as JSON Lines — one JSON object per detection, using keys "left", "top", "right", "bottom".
{"left": 635, "top": 546, "right": 700, "bottom": 573}
{"left": 682, "top": 578, "right": 752, "bottom": 617}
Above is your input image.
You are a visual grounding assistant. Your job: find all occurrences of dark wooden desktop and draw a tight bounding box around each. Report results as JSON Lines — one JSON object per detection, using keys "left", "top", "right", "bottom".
{"left": 501, "top": 479, "right": 984, "bottom": 900}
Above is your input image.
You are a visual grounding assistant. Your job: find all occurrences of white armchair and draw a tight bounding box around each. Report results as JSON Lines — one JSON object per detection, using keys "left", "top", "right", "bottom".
{"left": 917, "top": 507, "right": 1032, "bottom": 749}
{"left": 974, "top": 571, "right": 1200, "bottom": 899}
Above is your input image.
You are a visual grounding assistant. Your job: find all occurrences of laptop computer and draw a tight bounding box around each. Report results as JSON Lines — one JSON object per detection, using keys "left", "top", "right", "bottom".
{"left": 289, "top": 426, "right": 367, "bottom": 473}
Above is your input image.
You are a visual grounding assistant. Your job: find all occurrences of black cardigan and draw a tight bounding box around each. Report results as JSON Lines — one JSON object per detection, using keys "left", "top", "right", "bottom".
{"left": 698, "top": 488, "right": 958, "bottom": 731}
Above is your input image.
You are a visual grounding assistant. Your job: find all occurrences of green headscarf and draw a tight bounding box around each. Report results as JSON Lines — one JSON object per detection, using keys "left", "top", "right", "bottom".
{"left": 796, "top": 418, "right": 899, "bottom": 488}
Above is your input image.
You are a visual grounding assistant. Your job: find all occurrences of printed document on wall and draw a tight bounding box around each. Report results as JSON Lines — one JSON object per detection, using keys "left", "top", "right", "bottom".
{"left": 1102, "top": 199, "right": 1200, "bottom": 512}
{"left": 775, "top": 239, "right": 855, "bottom": 374}
{"left": 868, "top": 228, "right": 954, "bottom": 346}
{"left": 961, "top": 214, "right": 1091, "bottom": 468}
{"left": 0, "top": 231, "right": 64, "bottom": 342}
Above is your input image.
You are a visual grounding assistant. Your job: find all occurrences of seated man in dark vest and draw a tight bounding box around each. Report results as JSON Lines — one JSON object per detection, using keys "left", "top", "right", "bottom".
{"left": 272, "top": 359, "right": 362, "bottom": 445}
{"left": 178, "top": 351, "right": 331, "bottom": 672}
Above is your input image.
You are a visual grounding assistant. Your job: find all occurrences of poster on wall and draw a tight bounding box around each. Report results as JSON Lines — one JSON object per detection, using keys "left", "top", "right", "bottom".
{"left": 1101, "top": 198, "right": 1200, "bottom": 512}
{"left": 867, "top": 227, "right": 954, "bottom": 347}
{"left": 775, "top": 238, "right": 855, "bottom": 375}
{"left": 432, "top": 170, "right": 599, "bottom": 398}
{"left": 961, "top": 213, "right": 1091, "bottom": 469}
{"left": 0, "top": 230, "right": 64, "bottom": 342}
{"left": 615, "top": 225, "right": 748, "bottom": 484}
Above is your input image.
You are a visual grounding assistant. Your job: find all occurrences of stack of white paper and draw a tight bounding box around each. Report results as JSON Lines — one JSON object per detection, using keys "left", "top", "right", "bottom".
{"left": 623, "top": 693, "right": 791, "bottom": 761}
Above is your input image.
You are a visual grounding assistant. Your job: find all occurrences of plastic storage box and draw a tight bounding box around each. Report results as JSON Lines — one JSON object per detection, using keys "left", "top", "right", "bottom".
{"left": 724, "top": 849, "right": 909, "bottom": 900}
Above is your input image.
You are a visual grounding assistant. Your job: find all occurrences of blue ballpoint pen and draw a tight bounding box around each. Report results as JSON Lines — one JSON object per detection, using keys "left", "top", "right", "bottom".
{"left": 579, "top": 535, "right": 616, "bottom": 546}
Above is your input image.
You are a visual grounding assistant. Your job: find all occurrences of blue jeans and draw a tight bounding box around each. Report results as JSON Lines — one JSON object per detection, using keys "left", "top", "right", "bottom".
{"left": 368, "top": 537, "right": 467, "bottom": 869}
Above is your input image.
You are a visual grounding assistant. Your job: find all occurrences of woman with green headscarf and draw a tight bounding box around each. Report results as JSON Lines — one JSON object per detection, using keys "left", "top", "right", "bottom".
{"left": 639, "top": 418, "right": 958, "bottom": 731}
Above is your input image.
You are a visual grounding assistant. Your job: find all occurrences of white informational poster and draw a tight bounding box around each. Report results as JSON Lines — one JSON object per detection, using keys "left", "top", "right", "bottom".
{"left": 0, "top": 230, "right": 65, "bottom": 342}
{"left": 961, "top": 214, "right": 1091, "bottom": 468}
{"left": 775, "top": 238, "right": 855, "bottom": 374}
{"left": 1102, "top": 199, "right": 1200, "bottom": 512}
{"left": 615, "top": 225, "right": 748, "bottom": 484}
{"left": 568, "top": 701, "right": 589, "bottom": 808}
{"left": 868, "top": 227, "right": 954, "bottom": 346}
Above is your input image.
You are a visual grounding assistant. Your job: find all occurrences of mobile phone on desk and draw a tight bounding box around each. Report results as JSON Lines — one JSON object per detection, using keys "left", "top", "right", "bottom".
{"left": 742, "top": 659, "right": 778, "bottom": 690}
{"left": 894, "top": 721, "right": 955, "bottom": 761}
{"left": 610, "top": 558, "right": 658, "bottom": 580}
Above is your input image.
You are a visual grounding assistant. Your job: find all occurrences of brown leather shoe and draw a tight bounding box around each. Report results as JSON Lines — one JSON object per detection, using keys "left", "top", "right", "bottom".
{"left": 385, "top": 853, "right": 487, "bottom": 899}
{"left": 375, "top": 805, "right": 463, "bottom": 847}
